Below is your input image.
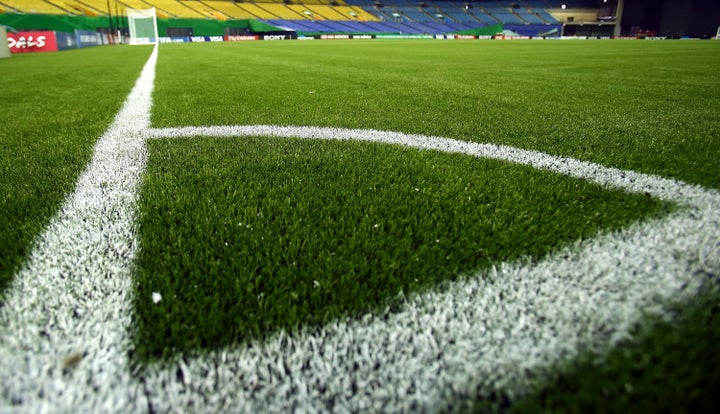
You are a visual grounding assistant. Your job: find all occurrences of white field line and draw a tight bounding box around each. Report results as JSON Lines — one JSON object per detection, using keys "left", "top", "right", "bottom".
{"left": 1, "top": 46, "right": 719, "bottom": 412}
{"left": 142, "top": 127, "right": 720, "bottom": 412}
{"left": 0, "top": 44, "right": 157, "bottom": 412}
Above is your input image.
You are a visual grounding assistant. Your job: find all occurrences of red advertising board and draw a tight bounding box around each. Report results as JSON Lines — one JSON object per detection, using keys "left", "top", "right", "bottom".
{"left": 224, "top": 35, "right": 259, "bottom": 42}
{"left": 7, "top": 31, "right": 58, "bottom": 53}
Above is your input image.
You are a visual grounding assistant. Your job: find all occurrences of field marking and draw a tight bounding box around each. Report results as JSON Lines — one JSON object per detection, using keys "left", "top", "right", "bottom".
{"left": 1, "top": 45, "right": 719, "bottom": 412}
{"left": 0, "top": 44, "right": 157, "bottom": 411}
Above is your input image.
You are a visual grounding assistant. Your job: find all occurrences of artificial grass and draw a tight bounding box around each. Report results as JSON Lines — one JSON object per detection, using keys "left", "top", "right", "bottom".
{"left": 1, "top": 40, "right": 716, "bottom": 410}
{"left": 138, "top": 41, "right": 719, "bottom": 408}
{"left": 508, "top": 291, "right": 720, "bottom": 413}
{"left": 0, "top": 45, "right": 153, "bottom": 299}
{"left": 133, "top": 136, "right": 670, "bottom": 360}
{"left": 151, "top": 41, "right": 720, "bottom": 191}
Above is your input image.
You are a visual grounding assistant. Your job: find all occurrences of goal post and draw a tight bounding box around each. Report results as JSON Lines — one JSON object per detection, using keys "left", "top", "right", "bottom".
{"left": 0, "top": 26, "right": 11, "bottom": 58}
{"left": 127, "top": 7, "right": 158, "bottom": 45}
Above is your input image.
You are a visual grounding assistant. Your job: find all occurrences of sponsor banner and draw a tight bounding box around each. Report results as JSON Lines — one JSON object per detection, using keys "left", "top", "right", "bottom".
{"left": 320, "top": 34, "right": 350, "bottom": 40}
{"left": 560, "top": 36, "right": 614, "bottom": 40}
{"left": 375, "top": 34, "right": 434, "bottom": 39}
{"left": 159, "top": 37, "right": 190, "bottom": 43}
{"left": 190, "top": 36, "right": 224, "bottom": 43}
{"left": 7, "top": 31, "right": 58, "bottom": 53}
{"left": 129, "top": 37, "right": 156, "bottom": 45}
{"left": 225, "top": 35, "right": 259, "bottom": 41}
{"left": 495, "top": 35, "right": 531, "bottom": 40}
{"left": 261, "top": 33, "right": 296, "bottom": 40}
{"left": 8, "top": 31, "right": 57, "bottom": 52}
{"left": 435, "top": 35, "right": 478, "bottom": 40}
{"left": 76, "top": 30, "right": 105, "bottom": 48}
{"left": 263, "top": 35, "right": 287, "bottom": 41}
{"left": 55, "top": 31, "right": 77, "bottom": 51}
{"left": 316, "top": 34, "right": 375, "bottom": 40}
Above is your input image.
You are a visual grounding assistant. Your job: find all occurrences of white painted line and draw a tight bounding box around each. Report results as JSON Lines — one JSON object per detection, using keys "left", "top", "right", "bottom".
{"left": 0, "top": 44, "right": 157, "bottom": 412}
{"left": 1, "top": 45, "right": 718, "bottom": 412}
{"left": 144, "top": 125, "right": 720, "bottom": 412}
{"left": 147, "top": 124, "right": 708, "bottom": 205}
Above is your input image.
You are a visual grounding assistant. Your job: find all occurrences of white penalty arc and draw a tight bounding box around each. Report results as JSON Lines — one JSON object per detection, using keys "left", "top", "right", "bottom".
{"left": 1, "top": 45, "right": 719, "bottom": 412}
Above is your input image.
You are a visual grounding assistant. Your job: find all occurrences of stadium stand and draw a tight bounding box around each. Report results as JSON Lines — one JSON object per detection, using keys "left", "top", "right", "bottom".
{"left": 465, "top": 9, "right": 500, "bottom": 25}
{"left": 2, "top": 0, "right": 68, "bottom": 15}
{"left": 546, "top": 0, "right": 597, "bottom": 7}
{"left": 522, "top": 1, "right": 560, "bottom": 24}
{"left": 262, "top": 3, "right": 307, "bottom": 19}
{"left": 306, "top": 4, "right": 351, "bottom": 20}
{"left": 0, "top": 0, "right": 565, "bottom": 36}
{"left": 226, "top": 3, "right": 279, "bottom": 19}
{"left": 40, "top": 1, "right": 87, "bottom": 16}
{"left": 546, "top": 7, "right": 600, "bottom": 25}
{"left": 335, "top": 6, "right": 381, "bottom": 21}
{"left": 121, "top": 0, "right": 155, "bottom": 11}
{"left": 52, "top": 0, "right": 113, "bottom": 16}
{"left": 483, "top": 5, "right": 524, "bottom": 24}
{"left": 201, "top": 1, "right": 259, "bottom": 19}
{"left": 147, "top": 0, "right": 207, "bottom": 18}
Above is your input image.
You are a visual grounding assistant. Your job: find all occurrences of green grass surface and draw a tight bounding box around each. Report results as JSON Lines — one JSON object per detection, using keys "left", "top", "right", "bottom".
{"left": 0, "top": 45, "right": 153, "bottom": 298}
{"left": 1, "top": 40, "right": 718, "bottom": 411}
{"left": 152, "top": 40, "right": 720, "bottom": 190}
{"left": 133, "top": 136, "right": 669, "bottom": 359}
{"left": 510, "top": 292, "right": 720, "bottom": 413}
{"left": 140, "top": 40, "right": 720, "bottom": 409}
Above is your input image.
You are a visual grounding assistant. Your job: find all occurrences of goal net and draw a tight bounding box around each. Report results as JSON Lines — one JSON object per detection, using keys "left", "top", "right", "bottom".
{"left": 127, "top": 8, "right": 158, "bottom": 45}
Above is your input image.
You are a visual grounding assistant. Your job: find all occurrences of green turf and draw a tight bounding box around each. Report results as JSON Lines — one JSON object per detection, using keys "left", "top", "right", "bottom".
{"left": 152, "top": 41, "right": 720, "bottom": 190}
{"left": 509, "top": 291, "right": 720, "bottom": 413}
{"left": 133, "top": 136, "right": 669, "bottom": 359}
{"left": 1, "top": 40, "right": 717, "bottom": 411}
{"left": 0, "top": 45, "right": 153, "bottom": 299}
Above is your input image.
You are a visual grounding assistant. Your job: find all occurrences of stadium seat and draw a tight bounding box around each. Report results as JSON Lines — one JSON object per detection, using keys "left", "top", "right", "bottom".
{"left": 0, "top": 0, "right": 563, "bottom": 37}
{"left": 3, "top": 0, "right": 68, "bottom": 15}
{"left": 202, "top": 1, "right": 258, "bottom": 19}
{"left": 149, "top": 0, "right": 206, "bottom": 18}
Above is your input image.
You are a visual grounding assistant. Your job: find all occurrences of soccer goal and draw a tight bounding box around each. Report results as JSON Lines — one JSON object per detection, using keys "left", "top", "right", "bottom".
{"left": 127, "top": 7, "right": 158, "bottom": 45}
{"left": 0, "top": 26, "right": 11, "bottom": 58}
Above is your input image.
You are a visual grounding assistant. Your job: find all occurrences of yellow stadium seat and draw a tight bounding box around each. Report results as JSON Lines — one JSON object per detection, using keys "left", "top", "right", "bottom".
{"left": 70, "top": 0, "right": 113, "bottom": 15}
{"left": 264, "top": 3, "right": 307, "bottom": 19}
{"left": 305, "top": 5, "right": 349, "bottom": 21}
{"left": 150, "top": 0, "right": 206, "bottom": 18}
{"left": 233, "top": 3, "right": 280, "bottom": 19}
{"left": 3, "top": 0, "right": 67, "bottom": 15}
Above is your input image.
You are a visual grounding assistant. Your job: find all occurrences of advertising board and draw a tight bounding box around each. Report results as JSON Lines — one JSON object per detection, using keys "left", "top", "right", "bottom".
{"left": 7, "top": 31, "right": 58, "bottom": 53}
